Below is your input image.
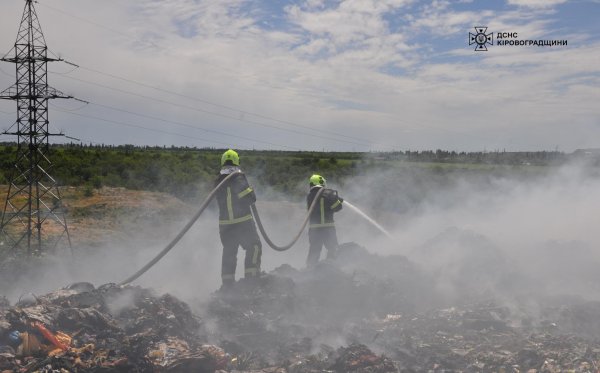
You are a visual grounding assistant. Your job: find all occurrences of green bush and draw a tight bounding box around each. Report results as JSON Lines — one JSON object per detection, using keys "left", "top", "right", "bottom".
{"left": 83, "top": 185, "right": 94, "bottom": 197}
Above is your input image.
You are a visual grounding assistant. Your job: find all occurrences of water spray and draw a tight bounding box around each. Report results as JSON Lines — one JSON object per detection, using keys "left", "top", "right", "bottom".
{"left": 120, "top": 173, "right": 395, "bottom": 285}
{"left": 344, "top": 201, "right": 395, "bottom": 240}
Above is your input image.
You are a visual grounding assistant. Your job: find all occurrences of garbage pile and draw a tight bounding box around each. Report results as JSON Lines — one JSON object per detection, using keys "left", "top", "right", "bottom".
{"left": 4, "top": 242, "right": 600, "bottom": 372}
{"left": 203, "top": 243, "right": 600, "bottom": 372}
{"left": 0, "top": 280, "right": 396, "bottom": 373}
{"left": 350, "top": 301, "right": 600, "bottom": 372}
{"left": 205, "top": 243, "right": 429, "bottom": 367}
{"left": 0, "top": 283, "right": 227, "bottom": 372}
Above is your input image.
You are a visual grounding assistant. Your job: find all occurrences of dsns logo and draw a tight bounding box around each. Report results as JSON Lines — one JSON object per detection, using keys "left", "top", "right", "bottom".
{"left": 469, "top": 27, "right": 493, "bottom": 51}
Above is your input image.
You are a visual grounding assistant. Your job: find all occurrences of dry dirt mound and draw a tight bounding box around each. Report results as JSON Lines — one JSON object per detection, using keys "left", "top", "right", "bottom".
{"left": 63, "top": 186, "right": 192, "bottom": 247}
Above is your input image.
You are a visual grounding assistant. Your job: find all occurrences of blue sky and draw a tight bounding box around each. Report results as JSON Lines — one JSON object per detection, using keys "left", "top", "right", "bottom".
{"left": 0, "top": 0, "right": 598, "bottom": 151}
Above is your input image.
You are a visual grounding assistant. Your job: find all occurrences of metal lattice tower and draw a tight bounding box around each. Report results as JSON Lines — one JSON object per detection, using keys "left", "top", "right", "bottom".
{"left": 0, "top": 0, "right": 72, "bottom": 260}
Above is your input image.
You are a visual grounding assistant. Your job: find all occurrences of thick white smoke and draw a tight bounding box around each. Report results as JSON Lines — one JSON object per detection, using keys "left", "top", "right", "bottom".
{"left": 3, "top": 159, "right": 600, "bottom": 316}
{"left": 336, "top": 160, "right": 600, "bottom": 305}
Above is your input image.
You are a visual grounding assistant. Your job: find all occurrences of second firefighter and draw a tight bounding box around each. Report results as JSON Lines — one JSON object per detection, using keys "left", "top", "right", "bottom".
{"left": 306, "top": 174, "right": 344, "bottom": 267}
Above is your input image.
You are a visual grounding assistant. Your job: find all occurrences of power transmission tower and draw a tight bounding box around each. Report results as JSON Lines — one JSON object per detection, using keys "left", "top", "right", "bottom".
{"left": 0, "top": 0, "right": 73, "bottom": 261}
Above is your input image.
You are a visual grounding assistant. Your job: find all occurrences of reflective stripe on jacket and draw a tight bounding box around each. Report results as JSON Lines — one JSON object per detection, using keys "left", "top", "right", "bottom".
{"left": 215, "top": 170, "right": 256, "bottom": 225}
{"left": 307, "top": 186, "right": 343, "bottom": 228}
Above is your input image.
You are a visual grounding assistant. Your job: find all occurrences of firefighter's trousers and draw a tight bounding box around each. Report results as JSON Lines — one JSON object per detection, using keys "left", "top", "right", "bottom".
{"left": 307, "top": 226, "right": 339, "bottom": 267}
{"left": 219, "top": 219, "right": 262, "bottom": 284}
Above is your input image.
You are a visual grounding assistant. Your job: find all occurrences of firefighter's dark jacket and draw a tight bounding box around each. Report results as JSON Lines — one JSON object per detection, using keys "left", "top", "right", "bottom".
{"left": 307, "top": 186, "right": 343, "bottom": 228}
{"left": 215, "top": 169, "right": 256, "bottom": 226}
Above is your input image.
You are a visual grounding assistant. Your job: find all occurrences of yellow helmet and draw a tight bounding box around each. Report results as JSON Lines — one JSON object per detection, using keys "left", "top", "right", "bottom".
{"left": 221, "top": 149, "right": 240, "bottom": 166}
{"left": 309, "top": 174, "right": 326, "bottom": 186}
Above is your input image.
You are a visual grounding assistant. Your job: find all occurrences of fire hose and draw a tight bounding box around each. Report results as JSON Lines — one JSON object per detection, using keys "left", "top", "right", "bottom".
{"left": 119, "top": 171, "right": 239, "bottom": 285}
{"left": 120, "top": 173, "right": 324, "bottom": 285}
{"left": 251, "top": 187, "right": 324, "bottom": 252}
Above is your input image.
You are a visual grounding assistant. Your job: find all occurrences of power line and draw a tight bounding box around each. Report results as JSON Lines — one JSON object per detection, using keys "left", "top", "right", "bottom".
{"left": 54, "top": 73, "right": 372, "bottom": 148}
{"left": 87, "top": 101, "right": 295, "bottom": 150}
{"left": 37, "top": 0, "right": 301, "bottom": 88}
{"left": 60, "top": 63, "right": 489, "bottom": 148}
{"left": 52, "top": 131, "right": 105, "bottom": 146}
{"left": 52, "top": 108, "right": 300, "bottom": 150}
{"left": 67, "top": 68, "right": 495, "bottom": 147}
{"left": 65, "top": 69, "right": 494, "bottom": 146}
{"left": 52, "top": 108, "right": 232, "bottom": 147}
{"left": 44, "top": 73, "right": 491, "bottom": 149}
{"left": 49, "top": 64, "right": 79, "bottom": 76}
{"left": 76, "top": 65, "right": 380, "bottom": 145}
{"left": 48, "top": 100, "right": 89, "bottom": 113}
{"left": 50, "top": 99, "right": 298, "bottom": 150}
{"left": 39, "top": 1, "right": 490, "bottom": 148}
{"left": 38, "top": 2, "right": 161, "bottom": 50}
{"left": 37, "top": 2, "right": 392, "bottom": 149}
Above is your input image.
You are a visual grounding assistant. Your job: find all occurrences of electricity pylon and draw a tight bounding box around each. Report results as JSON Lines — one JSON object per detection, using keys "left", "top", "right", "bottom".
{"left": 0, "top": 0, "right": 73, "bottom": 260}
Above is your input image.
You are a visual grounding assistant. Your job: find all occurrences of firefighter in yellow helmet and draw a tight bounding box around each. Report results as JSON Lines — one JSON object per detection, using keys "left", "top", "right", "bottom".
{"left": 215, "top": 149, "right": 262, "bottom": 289}
{"left": 306, "top": 174, "right": 343, "bottom": 267}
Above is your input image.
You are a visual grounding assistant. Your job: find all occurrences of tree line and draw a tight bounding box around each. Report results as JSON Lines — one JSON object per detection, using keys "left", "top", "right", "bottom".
{"left": 0, "top": 142, "right": 585, "bottom": 201}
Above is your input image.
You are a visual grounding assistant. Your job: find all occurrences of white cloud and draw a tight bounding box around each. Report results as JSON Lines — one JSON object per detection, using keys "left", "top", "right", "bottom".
{"left": 0, "top": 0, "right": 597, "bottom": 151}
{"left": 507, "top": 0, "right": 570, "bottom": 8}
{"left": 412, "top": 9, "right": 495, "bottom": 35}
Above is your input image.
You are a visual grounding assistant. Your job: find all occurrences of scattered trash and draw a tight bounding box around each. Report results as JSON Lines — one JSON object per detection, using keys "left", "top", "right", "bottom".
{"left": 331, "top": 344, "right": 397, "bottom": 372}
{"left": 0, "top": 282, "right": 211, "bottom": 372}
{"left": 3, "top": 243, "right": 600, "bottom": 372}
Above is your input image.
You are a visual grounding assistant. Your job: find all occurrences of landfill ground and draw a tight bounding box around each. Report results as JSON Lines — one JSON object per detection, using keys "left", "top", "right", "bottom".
{"left": 3, "top": 240, "right": 600, "bottom": 372}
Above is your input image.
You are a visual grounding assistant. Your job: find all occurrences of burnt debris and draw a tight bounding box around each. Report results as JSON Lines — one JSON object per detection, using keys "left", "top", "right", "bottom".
{"left": 3, "top": 243, "right": 600, "bottom": 372}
